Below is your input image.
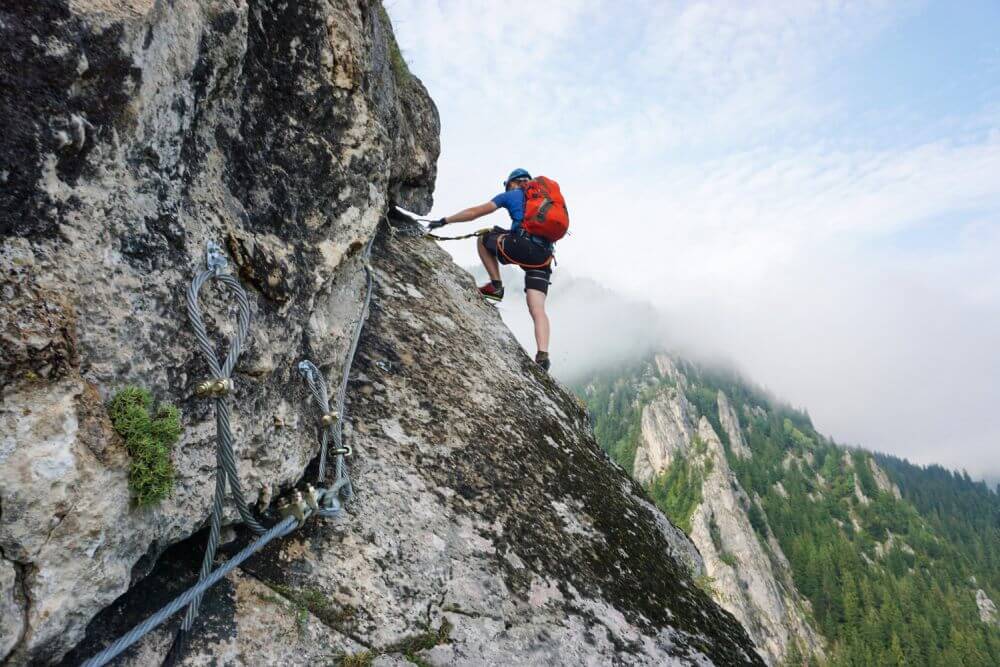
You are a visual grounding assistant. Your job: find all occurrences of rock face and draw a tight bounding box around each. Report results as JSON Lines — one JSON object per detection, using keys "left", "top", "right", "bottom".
{"left": 977, "top": 589, "right": 998, "bottom": 626}
{"left": 1, "top": 2, "right": 760, "bottom": 665}
{"left": 717, "top": 391, "right": 751, "bottom": 459}
{"left": 1, "top": 0, "right": 436, "bottom": 663}
{"left": 631, "top": 360, "right": 824, "bottom": 665}
{"left": 869, "top": 458, "right": 902, "bottom": 499}
{"left": 64, "top": 217, "right": 762, "bottom": 667}
{"left": 633, "top": 386, "right": 695, "bottom": 486}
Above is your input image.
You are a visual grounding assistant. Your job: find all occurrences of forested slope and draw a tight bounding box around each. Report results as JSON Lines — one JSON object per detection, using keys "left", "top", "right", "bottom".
{"left": 576, "top": 354, "right": 1000, "bottom": 666}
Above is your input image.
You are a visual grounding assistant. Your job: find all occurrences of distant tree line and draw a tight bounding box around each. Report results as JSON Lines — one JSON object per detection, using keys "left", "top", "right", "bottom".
{"left": 576, "top": 355, "right": 1000, "bottom": 666}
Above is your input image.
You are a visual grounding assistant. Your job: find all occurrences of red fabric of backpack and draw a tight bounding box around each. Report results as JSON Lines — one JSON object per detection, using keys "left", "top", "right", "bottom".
{"left": 521, "top": 176, "right": 569, "bottom": 242}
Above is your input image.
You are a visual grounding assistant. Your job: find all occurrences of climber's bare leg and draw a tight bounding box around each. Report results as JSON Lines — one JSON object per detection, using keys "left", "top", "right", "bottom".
{"left": 478, "top": 236, "right": 501, "bottom": 282}
{"left": 526, "top": 288, "right": 549, "bottom": 353}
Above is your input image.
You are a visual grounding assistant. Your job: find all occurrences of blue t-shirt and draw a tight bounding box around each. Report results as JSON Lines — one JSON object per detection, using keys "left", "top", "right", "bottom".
{"left": 491, "top": 189, "right": 526, "bottom": 234}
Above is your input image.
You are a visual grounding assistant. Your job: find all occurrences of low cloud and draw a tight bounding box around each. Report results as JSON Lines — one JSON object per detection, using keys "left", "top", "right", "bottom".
{"left": 388, "top": 1, "right": 1000, "bottom": 478}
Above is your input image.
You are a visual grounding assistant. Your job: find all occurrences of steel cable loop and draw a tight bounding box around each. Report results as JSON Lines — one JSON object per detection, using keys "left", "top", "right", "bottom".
{"left": 174, "top": 260, "right": 269, "bottom": 659}
{"left": 87, "top": 233, "right": 381, "bottom": 666}
{"left": 297, "top": 359, "right": 345, "bottom": 513}
{"left": 297, "top": 360, "right": 332, "bottom": 480}
{"left": 80, "top": 516, "right": 297, "bottom": 667}
{"left": 215, "top": 397, "right": 266, "bottom": 534}
{"left": 296, "top": 234, "right": 376, "bottom": 511}
{"left": 185, "top": 267, "right": 266, "bottom": 534}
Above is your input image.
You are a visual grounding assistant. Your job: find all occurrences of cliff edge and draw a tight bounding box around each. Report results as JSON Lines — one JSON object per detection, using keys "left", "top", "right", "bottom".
{"left": 1, "top": 2, "right": 760, "bottom": 665}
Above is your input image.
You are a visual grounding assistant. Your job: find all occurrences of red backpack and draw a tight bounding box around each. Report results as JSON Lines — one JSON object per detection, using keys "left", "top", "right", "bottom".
{"left": 521, "top": 176, "right": 569, "bottom": 242}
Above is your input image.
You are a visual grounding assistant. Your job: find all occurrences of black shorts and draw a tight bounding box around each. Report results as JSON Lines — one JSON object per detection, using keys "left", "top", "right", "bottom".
{"left": 482, "top": 227, "right": 553, "bottom": 294}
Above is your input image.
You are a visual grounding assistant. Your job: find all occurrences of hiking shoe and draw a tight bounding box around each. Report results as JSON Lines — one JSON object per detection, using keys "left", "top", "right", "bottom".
{"left": 535, "top": 351, "right": 550, "bottom": 372}
{"left": 479, "top": 282, "right": 504, "bottom": 302}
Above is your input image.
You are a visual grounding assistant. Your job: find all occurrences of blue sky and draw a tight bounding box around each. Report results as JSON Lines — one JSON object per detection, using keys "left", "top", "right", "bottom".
{"left": 386, "top": 0, "right": 1000, "bottom": 477}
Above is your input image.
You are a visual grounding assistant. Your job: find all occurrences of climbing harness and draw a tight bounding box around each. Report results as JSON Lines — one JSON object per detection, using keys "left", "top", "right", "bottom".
{"left": 82, "top": 232, "right": 378, "bottom": 667}
{"left": 497, "top": 234, "right": 554, "bottom": 270}
{"left": 391, "top": 209, "right": 554, "bottom": 268}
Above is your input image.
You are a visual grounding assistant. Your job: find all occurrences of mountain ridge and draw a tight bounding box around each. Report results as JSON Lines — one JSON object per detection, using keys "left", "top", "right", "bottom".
{"left": 576, "top": 351, "right": 1000, "bottom": 666}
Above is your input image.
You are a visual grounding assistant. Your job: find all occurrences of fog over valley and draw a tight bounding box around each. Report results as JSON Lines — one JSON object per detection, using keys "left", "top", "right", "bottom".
{"left": 488, "top": 268, "right": 1000, "bottom": 482}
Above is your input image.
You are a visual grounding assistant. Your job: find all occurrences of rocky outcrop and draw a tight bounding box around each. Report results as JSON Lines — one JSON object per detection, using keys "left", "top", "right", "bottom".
{"left": 869, "top": 458, "right": 902, "bottom": 499}
{"left": 1, "top": 0, "right": 436, "bottom": 662}
{"left": 687, "top": 421, "right": 823, "bottom": 665}
{"left": 2, "top": 2, "right": 762, "bottom": 665}
{"left": 654, "top": 353, "right": 688, "bottom": 389}
{"left": 633, "top": 386, "right": 695, "bottom": 486}
{"left": 632, "top": 359, "right": 823, "bottom": 664}
{"left": 717, "top": 391, "right": 751, "bottom": 459}
{"left": 62, "top": 219, "right": 763, "bottom": 666}
{"left": 976, "top": 589, "right": 998, "bottom": 626}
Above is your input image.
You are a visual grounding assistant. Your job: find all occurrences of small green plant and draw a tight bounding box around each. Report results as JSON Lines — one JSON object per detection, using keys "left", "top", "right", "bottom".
{"left": 268, "top": 583, "right": 355, "bottom": 628}
{"left": 719, "top": 551, "right": 739, "bottom": 568}
{"left": 386, "top": 618, "right": 453, "bottom": 658}
{"left": 108, "top": 386, "right": 181, "bottom": 507}
{"left": 336, "top": 619, "right": 452, "bottom": 666}
{"left": 255, "top": 591, "right": 309, "bottom": 637}
{"left": 340, "top": 651, "right": 373, "bottom": 667}
{"left": 378, "top": 4, "right": 411, "bottom": 83}
{"left": 694, "top": 573, "right": 718, "bottom": 598}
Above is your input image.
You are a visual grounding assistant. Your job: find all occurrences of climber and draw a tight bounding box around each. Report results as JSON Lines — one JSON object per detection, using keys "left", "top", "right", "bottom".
{"left": 429, "top": 168, "right": 569, "bottom": 372}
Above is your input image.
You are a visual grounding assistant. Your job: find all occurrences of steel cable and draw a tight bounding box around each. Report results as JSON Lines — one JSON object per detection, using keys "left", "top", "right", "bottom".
{"left": 80, "top": 517, "right": 297, "bottom": 667}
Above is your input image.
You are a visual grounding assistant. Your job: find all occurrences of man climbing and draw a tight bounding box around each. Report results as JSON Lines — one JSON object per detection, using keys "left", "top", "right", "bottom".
{"left": 429, "top": 168, "right": 569, "bottom": 372}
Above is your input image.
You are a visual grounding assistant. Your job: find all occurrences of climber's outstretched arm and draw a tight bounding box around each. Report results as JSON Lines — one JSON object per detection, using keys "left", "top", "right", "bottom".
{"left": 441, "top": 201, "right": 497, "bottom": 224}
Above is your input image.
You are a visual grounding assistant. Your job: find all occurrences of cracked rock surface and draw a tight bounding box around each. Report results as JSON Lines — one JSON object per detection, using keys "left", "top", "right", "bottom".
{"left": 65, "top": 221, "right": 762, "bottom": 666}
{"left": 1, "top": 0, "right": 435, "bottom": 662}
{"left": 3, "top": 1, "right": 760, "bottom": 665}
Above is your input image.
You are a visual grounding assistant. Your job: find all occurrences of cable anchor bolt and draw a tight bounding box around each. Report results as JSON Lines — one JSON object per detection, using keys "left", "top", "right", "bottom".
{"left": 196, "top": 378, "right": 233, "bottom": 397}
{"left": 205, "top": 240, "right": 229, "bottom": 275}
{"left": 303, "top": 484, "right": 320, "bottom": 511}
{"left": 277, "top": 489, "right": 310, "bottom": 525}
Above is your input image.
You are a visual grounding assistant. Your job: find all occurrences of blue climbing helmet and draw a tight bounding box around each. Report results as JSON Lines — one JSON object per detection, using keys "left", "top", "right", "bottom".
{"left": 504, "top": 168, "right": 531, "bottom": 187}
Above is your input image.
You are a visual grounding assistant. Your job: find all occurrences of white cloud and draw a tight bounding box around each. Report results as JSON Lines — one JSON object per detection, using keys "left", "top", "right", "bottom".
{"left": 386, "top": 0, "right": 1000, "bottom": 476}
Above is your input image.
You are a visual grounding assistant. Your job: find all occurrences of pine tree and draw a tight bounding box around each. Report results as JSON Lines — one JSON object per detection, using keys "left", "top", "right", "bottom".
{"left": 890, "top": 632, "right": 906, "bottom": 667}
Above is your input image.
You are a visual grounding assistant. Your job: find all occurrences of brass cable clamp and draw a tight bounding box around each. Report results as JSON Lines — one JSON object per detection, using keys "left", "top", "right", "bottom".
{"left": 195, "top": 378, "right": 233, "bottom": 397}
{"left": 276, "top": 488, "right": 310, "bottom": 526}
{"left": 303, "top": 484, "right": 320, "bottom": 511}
{"left": 321, "top": 411, "right": 339, "bottom": 426}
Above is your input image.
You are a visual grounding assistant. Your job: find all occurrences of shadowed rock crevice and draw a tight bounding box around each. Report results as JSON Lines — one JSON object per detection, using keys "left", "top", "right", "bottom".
{"left": 0, "top": 543, "right": 31, "bottom": 662}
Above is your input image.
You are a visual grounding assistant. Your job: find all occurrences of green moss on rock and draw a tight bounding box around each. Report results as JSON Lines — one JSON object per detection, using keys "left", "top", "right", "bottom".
{"left": 108, "top": 386, "right": 180, "bottom": 507}
{"left": 378, "top": 4, "right": 411, "bottom": 84}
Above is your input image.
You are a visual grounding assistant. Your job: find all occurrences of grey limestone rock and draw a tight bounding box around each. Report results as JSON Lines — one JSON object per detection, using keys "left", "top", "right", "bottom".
{"left": 977, "top": 589, "right": 998, "bottom": 626}
{"left": 717, "top": 390, "right": 751, "bottom": 459}
{"left": 631, "top": 358, "right": 824, "bottom": 664}
{"left": 63, "top": 219, "right": 762, "bottom": 667}
{"left": 2, "top": 1, "right": 760, "bottom": 665}
{"left": 1, "top": 0, "right": 436, "bottom": 662}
